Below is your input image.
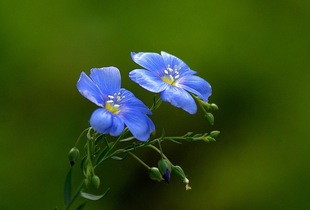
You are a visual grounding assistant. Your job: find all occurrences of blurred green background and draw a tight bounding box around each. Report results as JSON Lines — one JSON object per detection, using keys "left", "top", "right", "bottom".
{"left": 1, "top": 0, "right": 309, "bottom": 209}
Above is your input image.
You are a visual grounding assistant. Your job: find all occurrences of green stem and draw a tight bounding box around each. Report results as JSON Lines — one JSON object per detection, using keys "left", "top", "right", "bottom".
{"left": 94, "top": 128, "right": 129, "bottom": 168}
{"left": 147, "top": 144, "right": 170, "bottom": 163}
{"left": 128, "top": 152, "right": 150, "bottom": 169}
{"left": 74, "top": 127, "right": 91, "bottom": 147}
{"left": 157, "top": 139, "right": 164, "bottom": 159}
{"left": 191, "top": 94, "right": 206, "bottom": 113}
{"left": 65, "top": 180, "right": 84, "bottom": 210}
{"left": 150, "top": 96, "right": 162, "bottom": 111}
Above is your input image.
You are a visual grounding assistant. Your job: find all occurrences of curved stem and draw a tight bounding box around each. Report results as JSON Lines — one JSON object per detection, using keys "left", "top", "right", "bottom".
{"left": 147, "top": 144, "right": 170, "bottom": 163}
{"left": 128, "top": 152, "right": 150, "bottom": 169}
{"left": 75, "top": 127, "right": 92, "bottom": 147}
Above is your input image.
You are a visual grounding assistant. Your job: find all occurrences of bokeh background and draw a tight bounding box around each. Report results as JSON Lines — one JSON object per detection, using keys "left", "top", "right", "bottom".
{"left": 1, "top": 0, "right": 309, "bottom": 209}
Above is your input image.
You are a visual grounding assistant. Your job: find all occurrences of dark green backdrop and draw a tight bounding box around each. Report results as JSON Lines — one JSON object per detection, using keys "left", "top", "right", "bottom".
{"left": 0, "top": 0, "right": 309, "bottom": 209}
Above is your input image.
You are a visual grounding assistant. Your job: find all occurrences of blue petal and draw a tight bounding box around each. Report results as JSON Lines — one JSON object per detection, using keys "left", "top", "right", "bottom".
{"left": 161, "top": 51, "right": 196, "bottom": 77}
{"left": 90, "top": 108, "right": 113, "bottom": 134}
{"left": 90, "top": 67, "right": 121, "bottom": 96}
{"left": 119, "top": 88, "right": 152, "bottom": 114}
{"left": 119, "top": 110, "right": 155, "bottom": 141}
{"left": 176, "top": 75, "right": 212, "bottom": 102}
{"left": 109, "top": 116, "right": 124, "bottom": 136}
{"left": 129, "top": 69, "right": 168, "bottom": 93}
{"left": 76, "top": 72, "right": 104, "bottom": 106}
{"left": 160, "top": 85, "right": 197, "bottom": 114}
{"left": 131, "top": 52, "right": 166, "bottom": 73}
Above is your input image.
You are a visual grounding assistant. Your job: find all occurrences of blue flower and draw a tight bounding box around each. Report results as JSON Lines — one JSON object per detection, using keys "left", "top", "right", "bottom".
{"left": 129, "top": 51, "right": 212, "bottom": 114}
{"left": 76, "top": 67, "right": 155, "bottom": 141}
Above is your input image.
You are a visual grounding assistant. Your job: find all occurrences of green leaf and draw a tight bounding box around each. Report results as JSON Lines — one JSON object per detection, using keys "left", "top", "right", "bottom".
{"left": 75, "top": 202, "right": 86, "bottom": 210}
{"left": 64, "top": 168, "right": 72, "bottom": 205}
{"left": 111, "top": 155, "right": 127, "bottom": 161}
{"left": 80, "top": 188, "right": 110, "bottom": 201}
{"left": 167, "top": 138, "right": 182, "bottom": 144}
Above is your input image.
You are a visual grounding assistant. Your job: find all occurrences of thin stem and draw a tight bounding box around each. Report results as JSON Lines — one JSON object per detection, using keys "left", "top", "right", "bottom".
{"left": 157, "top": 139, "right": 164, "bottom": 158}
{"left": 147, "top": 144, "right": 170, "bottom": 163}
{"left": 191, "top": 93, "right": 209, "bottom": 114}
{"left": 75, "top": 127, "right": 91, "bottom": 147}
{"left": 94, "top": 128, "right": 129, "bottom": 168}
{"left": 128, "top": 152, "right": 150, "bottom": 169}
{"left": 65, "top": 180, "right": 84, "bottom": 210}
{"left": 150, "top": 96, "right": 162, "bottom": 111}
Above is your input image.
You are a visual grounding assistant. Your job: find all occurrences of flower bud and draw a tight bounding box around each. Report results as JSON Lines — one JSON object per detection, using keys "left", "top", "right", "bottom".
{"left": 210, "top": 130, "right": 220, "bottom": 138}
{"left": 204, "top": 112, "right": 214, "bottom": 125}
{"left": 84, "top": 178, "right": 90, "bottom": 188}
{"left": 68, "top": 147, "right": 80, "bottom": 166}
{"left": 92, "top": 175, "right": 100, "bottom": 189}
{"left": 148, "top": 167, "right": 163, "bottom": 182}
{"left": 158, "top": 159, "right": 171, "bottom": 183}
{"left": 172, "top": 165, "right": 191, "bottom": 190}
{"left": 171, "top": 165, "right": 186, "bottom": 180}
{"left": 210, "top": 103, "right": 219, "bottom": 111}
{"left": 202, "top": 136, "right": 216, "bottom": 142}
{"left": 199, "top": 100, "right": 216, "bottom": 110}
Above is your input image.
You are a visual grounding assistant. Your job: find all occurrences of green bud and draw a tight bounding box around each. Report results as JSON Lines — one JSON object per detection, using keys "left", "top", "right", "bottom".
{"left": 204, "top": 112, "right": 214, "bottom": 125}
{"left": 158, "top": 159, "right": 171, "bottom": 175}
{"left": 203, "top": 136, "right": 216, "bottom": 142}
{"left": 210, "top": 103, "right": 219, "bottom": 110}
{"left": 91, "top": 175, "right": 100, "bottom": 189}
{"left": 84, "top": 178, "right": 90, "bottom": 188}
{"left": 68, "top": 147, "right": 80, "bottom": 167}
{"left": 171, "top": 165, "right": 186, "bottom": 180}
{"left": 148, "top": 167, "right": 163, "bottom": 182}
{"left": 171, "top": 165, "right": 192, "bottom": 190}
{"left": 210, "top": 130, "right": 220, "bottom": 138}
{"left": 200, "top": 101, "right": 219, "bottom": 111}
{"left": 158, "top": 159, "right": 171, "bottom": 183}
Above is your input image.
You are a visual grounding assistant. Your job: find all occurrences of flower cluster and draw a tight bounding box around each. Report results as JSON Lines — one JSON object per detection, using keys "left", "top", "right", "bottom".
{"left": 64, "top": 51, "right": 218, "bottom": 209}
{"left": 77, "top": 51, "right": 212, "bottom": 140}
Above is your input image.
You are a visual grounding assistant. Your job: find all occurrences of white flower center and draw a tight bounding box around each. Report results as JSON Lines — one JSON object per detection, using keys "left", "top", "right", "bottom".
{"left": 105, "top": 92, "right": 124, "bottom": 114}
{"left": 161, "top": 64, "right": 181, "bottom": 85}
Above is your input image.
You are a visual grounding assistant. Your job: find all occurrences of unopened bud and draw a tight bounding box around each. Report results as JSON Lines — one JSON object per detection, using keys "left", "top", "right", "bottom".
{"left": 210, "top": 103, "right": 219, "bottom": 110}
{"left": 171, "top": 165, "right": 186, "bottom": 180}
{"left": 210, "top": 130, "right": 220, "bottom": 138}
{"left": 84, "top": 178, "right": 90, "bottom": 188}
{"left": 158, "top": 159, "right": 171, "bottom": 183}
{"left": 68, "top": 147, "right": 80, "bottom": 166}
{"left": 148, "top": 167, "right": 163, "bottom": 182}
{"left": 172, "top": 165, "right": 191, "bottom": 190}
{"left": 204, "top": 112, "right": 214, "bottom": 125}
{"left": 92, "top": 175, "right": 100, "bottom": 189}
{"left": 201, "top": 136, "right": 216, "bottom": 142}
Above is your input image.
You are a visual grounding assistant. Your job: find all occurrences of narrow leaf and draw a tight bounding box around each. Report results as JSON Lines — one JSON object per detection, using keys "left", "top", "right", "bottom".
{"left": 96, "top": 143, "right": 113, "bottom": 165}
{"left": 75, "top": 202, "right": 87, "bottom": 210}
{"left": 111, "top": 155, "right": 127, "bottom": 161}
{"left": 64, "top": 168, "right": 72, "bottom": 205}
{"left": 80, "top": 188, "right": 110, "bottom": 201}
{"left": 167, "top": 138, "right": 182, "bottom": 144}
